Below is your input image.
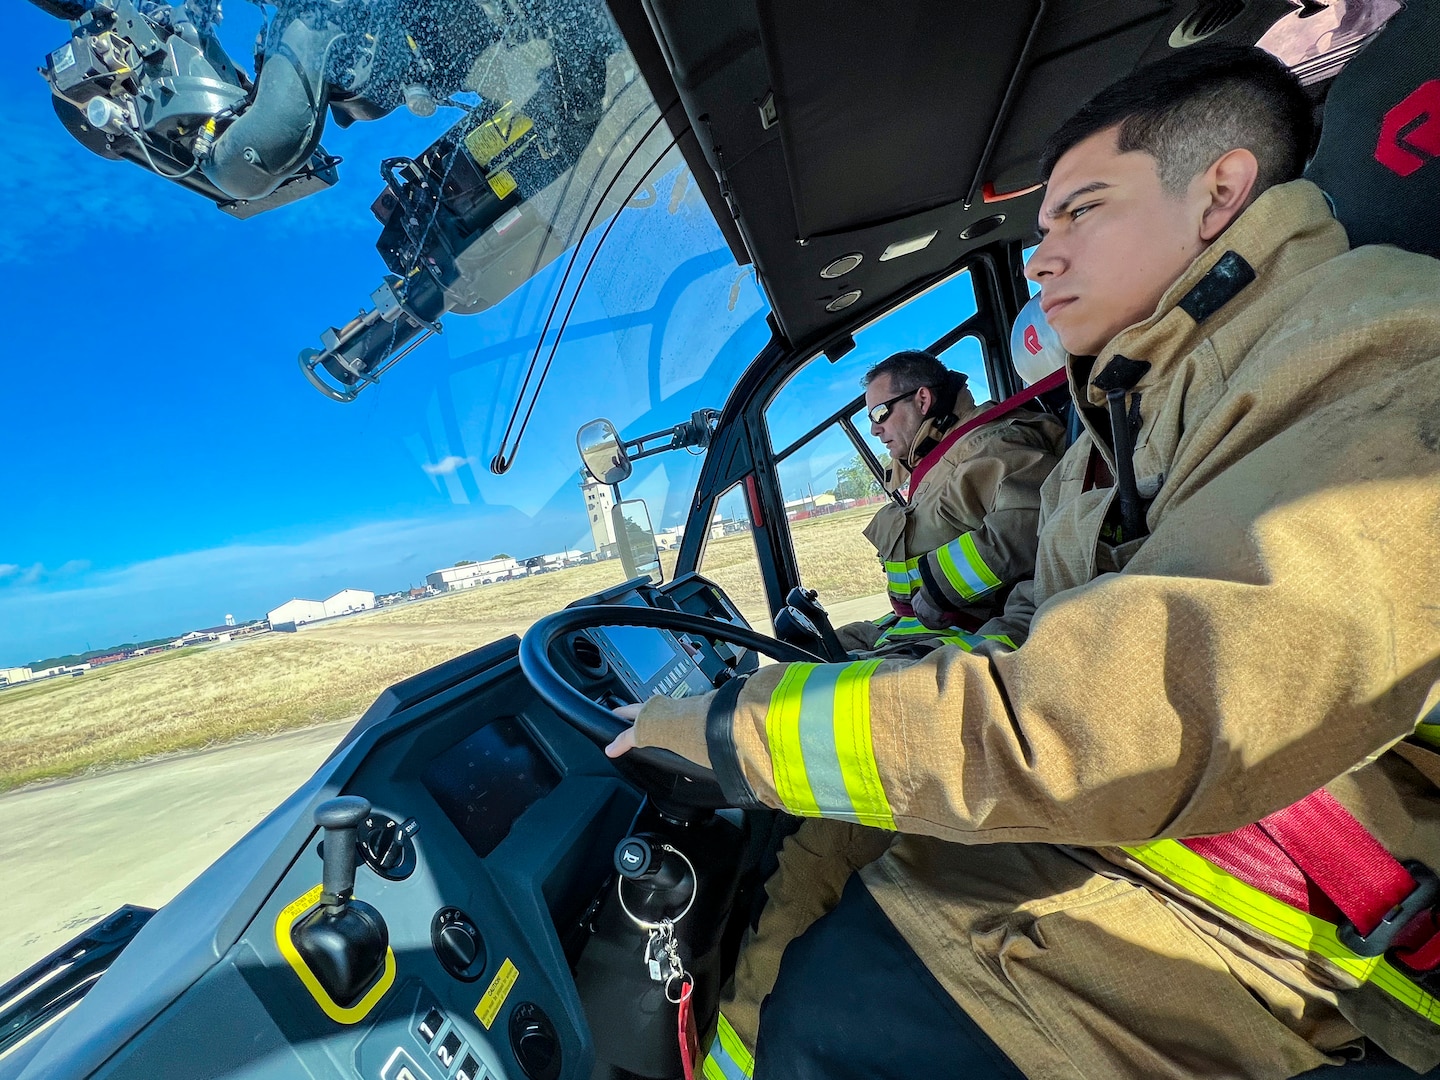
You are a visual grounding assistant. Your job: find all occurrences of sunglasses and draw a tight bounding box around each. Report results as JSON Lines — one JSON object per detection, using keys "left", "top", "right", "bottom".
{"left": 866, "top": 389, "right": 919, "bottom": 425}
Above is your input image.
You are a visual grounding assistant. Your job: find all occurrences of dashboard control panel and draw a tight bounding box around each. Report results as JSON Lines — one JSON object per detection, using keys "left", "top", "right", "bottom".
{"left": 7, "top": 573, "right": 754, "bottom": 1080}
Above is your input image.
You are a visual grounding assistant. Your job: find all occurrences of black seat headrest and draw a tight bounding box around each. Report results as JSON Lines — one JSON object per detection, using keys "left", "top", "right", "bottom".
{"left": 1304, "top": 0, "right": 1440, "bottom": 260}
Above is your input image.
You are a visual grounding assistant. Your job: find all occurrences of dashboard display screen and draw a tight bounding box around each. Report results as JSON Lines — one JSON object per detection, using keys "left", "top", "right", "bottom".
{"left": 598, "top": 623, "right": 681, "bottom": 684}
{"left": 423, "top": 716, "right": 561, "bottom": 858}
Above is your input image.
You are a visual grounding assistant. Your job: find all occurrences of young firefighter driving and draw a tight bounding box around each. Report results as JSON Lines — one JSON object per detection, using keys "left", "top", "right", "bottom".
{"left": 611, "top": 42, "right": 1440, "bottom": 1080}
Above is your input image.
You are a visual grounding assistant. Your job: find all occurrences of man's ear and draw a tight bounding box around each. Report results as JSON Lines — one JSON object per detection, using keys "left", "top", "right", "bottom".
{"left": 915, "top": 385, "right": 935, "bottom": 417}
{"left": 1198, "top": 148, "right": 1260, "bottom": 241}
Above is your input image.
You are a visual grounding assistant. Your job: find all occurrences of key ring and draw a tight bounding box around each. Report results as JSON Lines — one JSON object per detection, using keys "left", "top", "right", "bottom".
{"left": 616, "top": 843, "right": 697, "bottom": 930}
{"left": 665, "top": 971, "right": 694, "bottom": 1005}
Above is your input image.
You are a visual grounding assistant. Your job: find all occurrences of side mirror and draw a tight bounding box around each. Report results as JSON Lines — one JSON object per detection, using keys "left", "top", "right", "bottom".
{"left": 614, "top": 499, "right": 662, "bottom": 584}
{"left": 578, "top": 418, "right": 632, "bottom": 485}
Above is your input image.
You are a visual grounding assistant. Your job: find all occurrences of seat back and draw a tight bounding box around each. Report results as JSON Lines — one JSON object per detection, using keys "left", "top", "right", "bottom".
{"left": 1304, "top": 0, "right": 1440, "bottom": 259}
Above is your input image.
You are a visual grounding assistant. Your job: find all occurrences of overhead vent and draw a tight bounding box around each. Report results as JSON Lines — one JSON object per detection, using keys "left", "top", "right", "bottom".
{"left": 1169, "top": 0, "right": 1247, "bottom": 47}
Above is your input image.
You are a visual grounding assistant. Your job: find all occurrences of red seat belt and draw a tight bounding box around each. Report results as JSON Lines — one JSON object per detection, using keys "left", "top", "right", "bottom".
{"left": 906, "top": 368, "right": 1068, "bottom": 492}
{"left": 1182, "top": 788, "right": 1440, "bottom": 969}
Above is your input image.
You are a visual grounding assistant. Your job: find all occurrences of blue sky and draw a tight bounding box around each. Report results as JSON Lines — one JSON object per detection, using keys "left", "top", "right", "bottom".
{"left": 0, "top": 4, "right": 996, "bottom": 667}
{"left": 0, "top": 4, "right": 771, "bottom": 664}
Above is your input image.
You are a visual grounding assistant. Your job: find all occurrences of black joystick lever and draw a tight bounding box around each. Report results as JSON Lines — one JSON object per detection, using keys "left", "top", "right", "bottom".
{"left": 318, "top": 796, "right": 368, "bottom": 909}
{"left": 292, "top": 796, "right": 390, "bottom": 1009}
{"left": 785, "top": 586, "right": 848, "bottom": 661}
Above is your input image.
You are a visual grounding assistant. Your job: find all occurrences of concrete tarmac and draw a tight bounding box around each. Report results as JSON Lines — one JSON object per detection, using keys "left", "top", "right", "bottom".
{"left": 0, "top": 720, "right": 354, "bottom": 984}
{"left": 0, "top": 593, "right": 892, "bottom": 985}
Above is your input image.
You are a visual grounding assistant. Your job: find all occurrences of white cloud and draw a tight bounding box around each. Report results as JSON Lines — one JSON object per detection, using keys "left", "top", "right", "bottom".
{"left": 421, "top": 455, "right": 474, "bottom": 477}
{"left": 0, "top": 561, "right": 92, "bottom": 589}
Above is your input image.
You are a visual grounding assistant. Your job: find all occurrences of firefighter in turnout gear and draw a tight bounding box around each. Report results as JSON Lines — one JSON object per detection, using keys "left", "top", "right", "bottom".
{"left": 833, "top": 350, "right": 1065, "bottom": 658}
{"left": 706, "top": 351, "right": 1064, "bottom": 1071}
{"left": 612, "top": 43, "right": 1440, "bottom": 1079}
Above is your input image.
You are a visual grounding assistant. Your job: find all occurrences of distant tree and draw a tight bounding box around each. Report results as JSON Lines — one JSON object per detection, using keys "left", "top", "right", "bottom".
{"left": 834, "top": 453, "right": 887, "bottom": 501}
{"left": 491, "top": 553, "right": 512, "bottom": 560}
{"left": 455, "top": 559, "right": 477, "bottom": 566}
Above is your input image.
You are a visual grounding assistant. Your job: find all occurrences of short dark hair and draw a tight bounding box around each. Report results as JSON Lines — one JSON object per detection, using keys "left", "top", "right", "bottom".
{"left": 863, "top": 350, "right": 965, "bottom": 396}
{"left": 1039, "top": 44, "right": 1313, "bottom": 199}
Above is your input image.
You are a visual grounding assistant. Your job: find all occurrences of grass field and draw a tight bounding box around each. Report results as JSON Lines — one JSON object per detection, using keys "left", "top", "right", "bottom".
{"left": 0, "top": 507, "right": 884, "bottom": 791}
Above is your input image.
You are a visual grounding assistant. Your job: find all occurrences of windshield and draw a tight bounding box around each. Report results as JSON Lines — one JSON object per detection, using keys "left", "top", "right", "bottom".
{"left": 2, "top": 0, "right": 767, "bottom": 981}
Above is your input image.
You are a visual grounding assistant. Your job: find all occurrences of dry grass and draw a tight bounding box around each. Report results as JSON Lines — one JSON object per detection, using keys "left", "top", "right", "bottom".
{"left": 0, "top": 507, "right": 887, "bottom": 791}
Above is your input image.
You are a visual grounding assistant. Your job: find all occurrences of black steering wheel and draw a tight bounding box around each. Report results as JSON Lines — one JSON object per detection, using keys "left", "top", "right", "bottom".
{"left": 519, "top": 604, "right": 824, "bottom": 810}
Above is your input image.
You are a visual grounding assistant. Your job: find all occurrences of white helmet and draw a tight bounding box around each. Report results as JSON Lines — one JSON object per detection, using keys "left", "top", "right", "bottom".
{"left": 1009, "top": 293, "right": 1067, "bottom": 386}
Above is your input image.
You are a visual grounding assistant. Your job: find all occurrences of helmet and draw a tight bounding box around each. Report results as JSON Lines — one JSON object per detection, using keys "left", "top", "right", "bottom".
{"left": 1009, "top": 293, "right": 1067, "bottom": 386}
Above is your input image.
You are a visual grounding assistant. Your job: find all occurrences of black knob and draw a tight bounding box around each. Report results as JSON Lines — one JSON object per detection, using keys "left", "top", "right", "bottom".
{"left": 439, "top": 922, "right": 478, "bottom": 969}
{"left": 614, "top": 836, "right": 659, "bottom": 880}
{"left": 358, "top": 815, "right": 419, "bottom": 881}
{"left": 509, "top": 1002, "right": 561, "bottom": 1080}
{"left": 431, "top": 907, "right": 487, "bottom": 981}
{"left": 315, "top": 796, "right": 370, "bottom": 909}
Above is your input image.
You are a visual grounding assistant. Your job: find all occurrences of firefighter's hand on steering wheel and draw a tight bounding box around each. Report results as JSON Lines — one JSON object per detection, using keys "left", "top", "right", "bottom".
{"left": 605, "top": 703, "right": 643, "bottom": 757}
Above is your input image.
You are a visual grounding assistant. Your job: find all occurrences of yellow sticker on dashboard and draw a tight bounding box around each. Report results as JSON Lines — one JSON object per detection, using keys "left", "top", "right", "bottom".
{"left": 475, "top": 957, "right": 518, "bottom": 1029}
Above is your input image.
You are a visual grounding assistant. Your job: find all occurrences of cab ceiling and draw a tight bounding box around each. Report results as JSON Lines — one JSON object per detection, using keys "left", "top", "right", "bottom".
{"left": 607, "top": 0, "right": 1308, "bottom": 354}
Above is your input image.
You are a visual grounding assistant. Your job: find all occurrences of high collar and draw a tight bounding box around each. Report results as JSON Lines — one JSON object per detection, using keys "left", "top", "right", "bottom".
{"left": 1065, "top": 180, "right": 1349, "bottom": 409}
{"left": 898, "top": 384, "right": 979, "bottom": 470}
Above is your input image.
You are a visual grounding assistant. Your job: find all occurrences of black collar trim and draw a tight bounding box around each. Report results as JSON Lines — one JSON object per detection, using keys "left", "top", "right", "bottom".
{"left": 1177, "top": 250, "right": 1256, "bottom": 324}
{"left": 1093, "top": 355, "right": 1151, "bottom": 393}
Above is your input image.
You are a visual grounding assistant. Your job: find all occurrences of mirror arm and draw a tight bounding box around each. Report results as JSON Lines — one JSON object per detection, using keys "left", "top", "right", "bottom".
{"left": 622, "top": 409, "right": 718, "bottom": 462}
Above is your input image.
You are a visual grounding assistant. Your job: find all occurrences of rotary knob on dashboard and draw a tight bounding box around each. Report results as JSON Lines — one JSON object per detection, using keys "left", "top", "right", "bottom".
{"left": 359, "top": 815, "right": 419, "bottom": 880}
{"left": 509, "top": 1001, "right": 561, "bottom": 1080}
{"left": 431, "top": 907, "right": 487, "bottom": 982}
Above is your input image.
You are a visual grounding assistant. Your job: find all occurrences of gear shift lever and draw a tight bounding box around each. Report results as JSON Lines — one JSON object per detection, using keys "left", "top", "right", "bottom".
{"left": 292, "top": 796, "right": 390, "bottom": 1008}
{"left": 317, "top": 796, "right": 368, "bottom": 911}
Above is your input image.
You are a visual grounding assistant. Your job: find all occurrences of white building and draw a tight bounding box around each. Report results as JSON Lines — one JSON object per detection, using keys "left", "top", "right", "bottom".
{"left": 426, "top": 558, "right": 521, "bottom": 592}
{"left": 582, "top": 478, "right": 617, "bottom": 551}
{"left": 267, "top": 598, "right": 327, "bottom": 628}
{"left": 324, "top": 589, "right": 375, "bottom": 617}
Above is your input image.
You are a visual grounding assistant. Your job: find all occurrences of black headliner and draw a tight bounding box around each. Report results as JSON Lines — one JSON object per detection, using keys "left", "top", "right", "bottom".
{"left": 606, "top": 0, "right": 1315, "bottom": 356}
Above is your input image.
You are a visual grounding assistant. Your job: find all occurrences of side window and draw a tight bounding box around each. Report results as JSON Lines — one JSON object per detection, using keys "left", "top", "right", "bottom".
{"left": 764, "top": 268, "right": 986, "bottom": 458}
{"left": 695, "top": 482, "right": 771, "bottom": 628}
{"left": 778, "top": 425, "right": 893, "bottom": 616}
{"left": 757, "top": 267, "right": 997, "bottom": 616}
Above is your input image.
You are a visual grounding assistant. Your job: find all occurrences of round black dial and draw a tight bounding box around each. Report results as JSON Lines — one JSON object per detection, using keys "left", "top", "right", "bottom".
{"left": 509, "top": 1001, "right": 562, "bottom": 1080}
{"left": 430, "top": 907, "right": 487, "bottom": 981}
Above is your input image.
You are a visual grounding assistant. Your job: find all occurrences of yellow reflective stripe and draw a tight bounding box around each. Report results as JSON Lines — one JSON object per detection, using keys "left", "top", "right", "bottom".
{"left": 703, "top": 1012, "right": 753, "bottom": 1080}
{"left": 873, "top": 621, "right": 1013, "bottom": 653}
{"left": 1413, "top": 723, "right": 1440, "bottom": 750}
{"left": 885, "top": 557, "right": 921, "bottom": 596}
{"left": 960, "top": 533, "right": 1003, "bottom": 591}
{"left": 766, "top": 664, "right": 820, "bottom": 816}
{"left": 1125, "top": 840, "right": 1440, "bottom": 1024}
{"left": 763, "top": 661, "right": 895, "bottom": 829}
{"left": 935, "top": 532, "right": 1002, "bottom": 601}
{"left": 833, "top": 660, "right": 895, "bottom": 830}
{"left": 876, "top": 617, "right": 932, "bottom": 638}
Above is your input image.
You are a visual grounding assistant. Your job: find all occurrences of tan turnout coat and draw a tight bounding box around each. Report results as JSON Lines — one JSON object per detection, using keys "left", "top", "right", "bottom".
{"left": 638, "top": 182, "right": 1440, "bottom": 1078}
{"left": 836, "top": 397, "right": 1065, "bottom": 655}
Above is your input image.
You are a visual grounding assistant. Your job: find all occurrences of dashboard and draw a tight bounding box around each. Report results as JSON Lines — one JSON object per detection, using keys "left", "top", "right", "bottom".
{"left": 0, "top": 574, "right": 758, "bottom": 1080}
